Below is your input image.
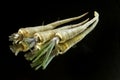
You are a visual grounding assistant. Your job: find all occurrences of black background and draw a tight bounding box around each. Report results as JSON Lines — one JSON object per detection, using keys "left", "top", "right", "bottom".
{"left": 1, "top": 0, "right": 120, "bottom": 80}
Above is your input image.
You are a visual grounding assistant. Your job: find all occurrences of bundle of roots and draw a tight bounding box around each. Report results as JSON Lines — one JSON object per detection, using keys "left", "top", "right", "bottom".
{"left": 9, "top": 11, "right": 99, "bottom": 70}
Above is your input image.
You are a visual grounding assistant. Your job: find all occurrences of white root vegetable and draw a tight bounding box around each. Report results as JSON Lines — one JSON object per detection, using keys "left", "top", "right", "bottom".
{"left": 34, "top": 18, "right": 89, "bottom": 44}
{"left": 55, "top": 12, "right": 98, "bottom": 43}
{"left": 9, "top": 12, "right": 88, "bottom": 55}
{"left": 56, "top": 11, "right": 99, "bottom": 54}
{"left": 9, "top": 11, "right": 99, "bottom": 70}
{"left": 15, "top": 12, "right": 88, "bottom": 38}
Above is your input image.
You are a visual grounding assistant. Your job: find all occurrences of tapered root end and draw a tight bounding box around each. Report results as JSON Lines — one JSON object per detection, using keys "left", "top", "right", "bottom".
{"left": 94, "top": 11, "right": 99, "bottom": 17}
{"left": 47, "top": 12, "right": 89, "bottom": 28}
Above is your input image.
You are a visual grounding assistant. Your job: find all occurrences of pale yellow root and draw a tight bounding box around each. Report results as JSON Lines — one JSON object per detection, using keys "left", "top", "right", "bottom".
{"left": 47, "top": 12, "right": 88, "bottom": 27}
{"left": 17, "top": 12, "right": 88, "bottom": 38}
{"left": 56, "top": 11, "right": 99, "bottom": 54}
{"left": 34, "top": 18, "right": 89, "bottom": 44}
{"left": 55, "top": 12, "right": 98, "bottom": 43}
{"left": 10, "top": 18, "right": 89, "bottom": 54}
